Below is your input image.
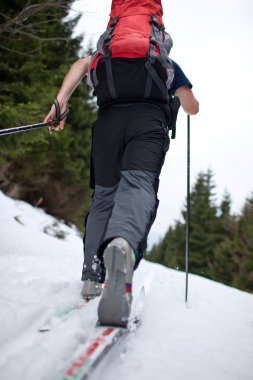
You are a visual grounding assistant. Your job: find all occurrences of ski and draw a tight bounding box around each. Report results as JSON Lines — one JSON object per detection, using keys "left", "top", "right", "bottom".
{"left": 62, "top": 324, "right": 129, "bottom": 380}
{"left": 61, "top": 274, "right": 153, "bottom": 380}
{"left": 39, "top": 299, "right": 91, "bottom": 332}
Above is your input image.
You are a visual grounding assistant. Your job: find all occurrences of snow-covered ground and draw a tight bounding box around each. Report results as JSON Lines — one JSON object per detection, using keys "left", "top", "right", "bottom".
{"left": 0, "top": 190, "right": 253, "bottom": 380}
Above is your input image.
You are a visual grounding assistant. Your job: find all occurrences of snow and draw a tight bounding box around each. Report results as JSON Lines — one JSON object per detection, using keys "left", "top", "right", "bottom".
{"left": 0, "top": 190, "right": 253, "bottom": 380}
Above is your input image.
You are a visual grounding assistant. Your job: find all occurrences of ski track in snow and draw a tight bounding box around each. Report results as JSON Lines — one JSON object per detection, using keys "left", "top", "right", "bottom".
{"left": 0, "top": 190, "right": 253, "bottom": 380}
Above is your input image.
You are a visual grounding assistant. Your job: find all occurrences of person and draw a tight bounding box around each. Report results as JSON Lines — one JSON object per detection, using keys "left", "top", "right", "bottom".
{"left": 44, "top": 2, "right": 199, "bottom": 327}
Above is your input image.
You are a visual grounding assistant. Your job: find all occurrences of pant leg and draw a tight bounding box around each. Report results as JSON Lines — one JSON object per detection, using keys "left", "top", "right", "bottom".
{"left": 81, "top": 108, "right": 123, "bottom": 282}
{"left": 104, "top": 170, "right": 157, "bottom": 258}
{"left": 103, "top": 104, "right": 170, "bottom": 264}
{"left": 81, "top": 184, "right": 118, "bottom": 283}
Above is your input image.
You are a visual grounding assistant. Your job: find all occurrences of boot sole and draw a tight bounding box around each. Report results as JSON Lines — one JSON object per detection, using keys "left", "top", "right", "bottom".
{"left": 98, "top": 245, "right": 130, "bottom": 327}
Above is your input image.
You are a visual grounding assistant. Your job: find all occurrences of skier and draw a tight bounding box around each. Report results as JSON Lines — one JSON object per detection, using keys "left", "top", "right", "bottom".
{"left": 44, "top": 0, "right": 199, "bottom": 327}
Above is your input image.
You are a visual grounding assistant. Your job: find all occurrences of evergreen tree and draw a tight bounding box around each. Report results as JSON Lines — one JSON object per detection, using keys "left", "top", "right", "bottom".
{"left": 0, "top": 0, "right": 97, "bottom": 229}
{"left": 147, "top": 171, "right": 253, "bottom": 293}
{"left": 232, "top": 195, "right": 253, "bottom": 292}
{"left": 210, "top": 192, "right": 238, "bottom": 285}
{"left": 148, "top": 170, "right": 221, "bottom": 278}
{"left": 147, "top": 222, "right": 185, "bottom": 270}
{"left": 185, "top": 169, "right": 219, "bottom": 277}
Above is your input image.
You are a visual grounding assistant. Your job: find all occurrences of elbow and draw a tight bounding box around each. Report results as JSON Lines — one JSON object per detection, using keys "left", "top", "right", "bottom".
{"left": 176, "top": 87, "right": 199, "bottom": 116}
{"left": 185, "top": 98, "right": 199, "bottom": 115}
{"left": 188, "top": 102, "right": 199, "bottom": 115}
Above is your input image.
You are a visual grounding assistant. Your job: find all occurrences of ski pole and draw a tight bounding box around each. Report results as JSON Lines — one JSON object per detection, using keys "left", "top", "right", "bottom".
{"left": 0, "top": 99, "right": 69, "bottom": 137}
{"left": 0, "top": 121, "right": 53, "bottom": 136}
{"left": 185, "top": 115, "right": 190, "bottom": 303}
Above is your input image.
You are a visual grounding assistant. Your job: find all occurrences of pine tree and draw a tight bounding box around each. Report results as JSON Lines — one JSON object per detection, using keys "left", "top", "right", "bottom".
{"left": 148, "top": 170, "right": 221, "bottom": 278}
{"left": 147, "top": 222, "right": 185, "bottom": 270}
{"left": 0, "top": 0, "right": 97, "bottom": 229}
{"left": 210, "top": 192, "right": 238, "bottom": 285}
{"left": 181, "top": 169, "right": 220, "bottom": 278}
{"left": 232, "top": 195, "right": 253, "bottom": 292}
{"left": 147, "top": 170, "right": 253, "bottom": 292}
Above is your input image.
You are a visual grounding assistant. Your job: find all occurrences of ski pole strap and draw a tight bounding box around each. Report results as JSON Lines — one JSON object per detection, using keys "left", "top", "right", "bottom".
{"left": 52, "top": 99, "right": 69, "bottom": 124}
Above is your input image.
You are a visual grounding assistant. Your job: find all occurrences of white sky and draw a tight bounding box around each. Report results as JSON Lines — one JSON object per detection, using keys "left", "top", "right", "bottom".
{"left": 72, "top": 0, "right": 253, "bottom": 243}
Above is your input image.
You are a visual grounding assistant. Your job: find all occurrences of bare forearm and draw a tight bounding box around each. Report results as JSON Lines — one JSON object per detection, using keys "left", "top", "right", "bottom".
{"left": 175, "top": 86, "right": 199, "bottom": 115}
{"left": 57, "top": 56, "right": 91, "bottom": 103}
{"left": 44, "top": 56, "right": 91, "bottom": 132}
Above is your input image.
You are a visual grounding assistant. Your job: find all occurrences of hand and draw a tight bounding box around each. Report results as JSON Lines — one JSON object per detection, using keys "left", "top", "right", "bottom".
{"left": 44, "top": 99, "right": 68, "bottom": 134}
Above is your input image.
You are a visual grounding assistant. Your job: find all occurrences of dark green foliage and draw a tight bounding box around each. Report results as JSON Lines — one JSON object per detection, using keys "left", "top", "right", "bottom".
{"left": 0, "top": 0, "right": 97, "bottom": 229}
{"left": 147, "top": 170, "right": 253, "bottom": 293}
{"left": 210, "top": 192, "right": 238, "bottom": 285}
{"left": 186, "top": 170, "right": 219, "bottom": 277}
{"left": 231, "top": 195, "right": 253, "bottom": 292}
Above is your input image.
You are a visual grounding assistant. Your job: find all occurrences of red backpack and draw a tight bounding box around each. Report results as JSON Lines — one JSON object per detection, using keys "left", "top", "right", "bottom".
{"left": 87, "top": 0, "right": 175, "bottom": 110}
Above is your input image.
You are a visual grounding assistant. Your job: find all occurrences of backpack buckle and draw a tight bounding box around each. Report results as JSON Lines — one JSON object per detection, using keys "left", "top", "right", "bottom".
{"left": 151, "top": 16, "right": 159, "bottom": 27}
{"left": 150, "top": 37, "right": 157, "bottom": 46}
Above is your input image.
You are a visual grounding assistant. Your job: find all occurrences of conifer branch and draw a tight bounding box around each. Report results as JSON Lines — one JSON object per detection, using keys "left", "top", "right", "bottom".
{"left": 0, "top": 0, "right": 79, "bottom": 55}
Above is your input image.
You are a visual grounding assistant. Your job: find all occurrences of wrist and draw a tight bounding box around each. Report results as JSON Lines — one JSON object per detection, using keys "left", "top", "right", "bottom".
{"left": 56, "top": 94, "right": 69, "bottom": 106}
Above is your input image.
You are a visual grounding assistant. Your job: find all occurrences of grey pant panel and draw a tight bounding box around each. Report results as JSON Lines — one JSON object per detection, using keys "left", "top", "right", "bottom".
{"left": 82, "top": 184, "right": 118, "bottom": 283}
{"left": 104, "top": 170, "right": 156, "bottom": 252}
{"left": 82, "top": 170, "right": 157, "bottom": 283}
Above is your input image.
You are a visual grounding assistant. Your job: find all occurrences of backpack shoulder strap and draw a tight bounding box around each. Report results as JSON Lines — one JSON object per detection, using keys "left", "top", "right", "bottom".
{"left": 144, "top": 16, "right": 170, "bottom": 99}
{"left": 96, "top": 17, "right": 119, "bottom": 99}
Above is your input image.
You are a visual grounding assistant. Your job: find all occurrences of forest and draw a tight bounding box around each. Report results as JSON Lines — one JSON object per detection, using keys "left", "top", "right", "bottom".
{"left": 147, "top": 170, "right": 253, "bottom": 293}
{"left": 1, "top": 1, "right": 252, "bottom": 292}
{"left": 0, "top": 0, "right": 96, "bottom": 230}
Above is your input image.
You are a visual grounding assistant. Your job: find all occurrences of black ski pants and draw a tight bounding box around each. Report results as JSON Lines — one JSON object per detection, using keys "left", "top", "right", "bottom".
{"left": 82, "top": 103, "right": 170, "bottom": 283}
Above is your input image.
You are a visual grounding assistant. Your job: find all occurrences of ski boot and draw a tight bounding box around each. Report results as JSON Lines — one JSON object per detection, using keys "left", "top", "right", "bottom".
{"left": 81, "top": 279, "right": 102, "bottom": 300}
{"left": 97, "top": 237, "right": 135, "bottom": 327}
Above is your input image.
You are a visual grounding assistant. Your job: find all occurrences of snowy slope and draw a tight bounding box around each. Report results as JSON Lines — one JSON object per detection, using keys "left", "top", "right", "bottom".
{"left": 0, "top": 191, "right": 253, "bottom": 380}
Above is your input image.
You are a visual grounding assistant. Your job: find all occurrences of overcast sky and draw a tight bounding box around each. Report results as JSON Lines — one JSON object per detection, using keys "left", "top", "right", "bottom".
{"left": 72, "top": 0, "right": 253, "bottom": 245}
